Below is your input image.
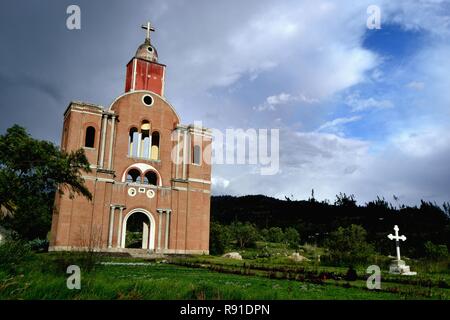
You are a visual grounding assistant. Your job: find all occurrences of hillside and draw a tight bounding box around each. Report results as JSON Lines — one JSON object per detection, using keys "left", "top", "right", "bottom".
{"left": 210, "top": 195, "right": 450, "bottom": 257}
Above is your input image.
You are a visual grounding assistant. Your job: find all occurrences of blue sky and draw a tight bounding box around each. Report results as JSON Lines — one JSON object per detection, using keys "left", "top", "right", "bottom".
{"left": 0, "top": 0, "right": 449, "bottom": 205}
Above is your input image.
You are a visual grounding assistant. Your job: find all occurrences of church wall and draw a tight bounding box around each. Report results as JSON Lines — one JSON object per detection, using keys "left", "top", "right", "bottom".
{"left": 61, "top": 103, "right": 103, "bottom": 167}
{"left": 185, "top": 190, "right": 211, "bottom": 251}
{"left": 110, "top": 92, "right": 179, "bottom": 186}
{"left": 50, "top": 30, "right": 212, "bottom": 254}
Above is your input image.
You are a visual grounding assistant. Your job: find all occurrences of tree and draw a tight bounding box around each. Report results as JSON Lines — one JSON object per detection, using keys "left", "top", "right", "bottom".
{"left": 325, "top": 224, "right": 374, "bottom": 265}
{"left": 230, "top": 222, "right": 258, "bottom": 249}
{"left": 209, "top": 222, "right": 231, "bottom": 255}
{"left": 0, "top": 125, "right": 92, "bottom": 239}
{"left": 443, "top": 202, "right": 450, "bottom": 217}
{"left": 334, "top": 193, "right": 357, "bottom": 208}
{"left": 424, "top": 241, "right": 448, "bottom": 260}
{"left": 260, "top": 228, "right": 269, "bottom": 241}
{"left": 284, "top": 227, "right": 300, "bottom": 247}
{"left": 267, "top": 227, "right": 284, "bottom": 243}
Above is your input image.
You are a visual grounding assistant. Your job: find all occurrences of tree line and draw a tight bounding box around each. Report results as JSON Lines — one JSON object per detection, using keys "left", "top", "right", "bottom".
{"left": 210, "top": 194, "right": 450, "bottom": 259}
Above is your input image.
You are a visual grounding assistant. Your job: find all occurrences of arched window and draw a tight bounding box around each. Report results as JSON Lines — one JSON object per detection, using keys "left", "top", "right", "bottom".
{"left": 85, "top": 126, "right": 95, "bottom": 148}
{"left": 150, "top": 131, "right": 160, "bottom": 160}
{"left": 140, "top": 121, "right": 151, "bottom": 158}
{"left": 129, "top": 127, "right": 138, "bottom": 157}
{"left": 143, "top": 171, "right": 158, "bottom": 186}
{"left": 193, "top": 145, "right": 201, "bottom": 165}
{"left": 126, "top": 169, "right": 141, "bottom": 183}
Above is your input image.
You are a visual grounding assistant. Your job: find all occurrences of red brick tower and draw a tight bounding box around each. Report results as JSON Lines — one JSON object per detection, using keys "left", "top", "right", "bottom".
{"left": 49, "top": 23, "right": 212, "bottom": 254}
{"left": 125, "top": 22, "right": 166, "bottom": 95}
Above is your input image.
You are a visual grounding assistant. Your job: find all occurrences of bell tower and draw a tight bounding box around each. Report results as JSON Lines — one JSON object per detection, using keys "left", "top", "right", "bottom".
{"left": 125, "top": 22, "right": 166, "bottom": 95}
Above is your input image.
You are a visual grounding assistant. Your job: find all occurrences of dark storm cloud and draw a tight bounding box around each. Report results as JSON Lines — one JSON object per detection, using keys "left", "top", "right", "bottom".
{"left": 0, "top": 0, "right": 165, "bottom": 140}
{"left": 0, "top": 0, "right": 449, "bottom": 205}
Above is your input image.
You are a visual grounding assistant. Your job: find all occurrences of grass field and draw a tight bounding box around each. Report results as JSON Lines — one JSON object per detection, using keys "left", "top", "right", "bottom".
{"left": 0, "top": 252, "right": 449, "bottom": 300}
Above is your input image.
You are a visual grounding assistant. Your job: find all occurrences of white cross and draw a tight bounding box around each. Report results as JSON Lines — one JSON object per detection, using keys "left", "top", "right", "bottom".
{"left": 141, "top": 21, "right": 155, "bottom": 41}
{"left": 387, "top": 225, "right": 407, "bottom": 261}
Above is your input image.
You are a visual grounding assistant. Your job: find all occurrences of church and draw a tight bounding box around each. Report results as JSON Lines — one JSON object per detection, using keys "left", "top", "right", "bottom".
{"left": 49, "top": 23, "right": 212, "bottom": 254}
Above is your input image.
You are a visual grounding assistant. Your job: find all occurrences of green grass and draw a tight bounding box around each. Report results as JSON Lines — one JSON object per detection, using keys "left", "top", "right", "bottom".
{"left": 0, "top": 253, "right": 449, "bottom": 300}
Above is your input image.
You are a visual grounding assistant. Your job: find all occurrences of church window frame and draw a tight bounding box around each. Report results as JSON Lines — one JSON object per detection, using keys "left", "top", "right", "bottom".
{"left": 125, "top": 168, "right": 142, "bottom": 184}
{"left": 150, "top": 131, "right": 160, "bottom": 161}
{"left": 192, "top": 144, "right": 201, "bottom": 165}
{"left": 128, "top": 127, "right": 139, "bottom": 157}
{"left": 140, "top": 120, "right": 151, "bottom": 159}
{"left": 84, "top": 126, "right": 96, "bottom": 148}
{"left": 143, "top": 170, "right": 158, "bottom": 186}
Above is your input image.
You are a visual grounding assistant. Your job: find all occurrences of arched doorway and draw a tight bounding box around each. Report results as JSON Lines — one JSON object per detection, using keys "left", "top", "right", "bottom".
{"left": 121, "top": 209, "right": 155, "bottom": 250}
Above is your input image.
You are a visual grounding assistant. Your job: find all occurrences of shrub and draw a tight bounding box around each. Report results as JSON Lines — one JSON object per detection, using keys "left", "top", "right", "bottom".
{"left": 0, "top": 238, "right": 33, "bottom": 274}
{"left": 324, "top": 224, "right": 375, "bottom": 266}
{"left": 424, "top": 241, "right": 448, "bottom": 260}
{"left": 260, "top": 228, "right": 269, "bottom": 241}
{"left": 209, "top": 222, "right": 231, "bottom": 255}
{"left": 257, "top": 245, "right": 272, "bottom": 258}
{"left": 47, "top": 251, "right": 100, "bottom": 274}
{"left": 345, "top": 266, "right": 358, "bottom": 281}
{"left": 230, "top": 222, "right": 258, "bottom": 249}
{"left": 284, "top": 227, "right": 300, "bottom": 248}
{"left": 267, "top": 227, "right": 284, "bottom": 243}
{"left": 27, "top": 238, "right": 49, "bottom": 252}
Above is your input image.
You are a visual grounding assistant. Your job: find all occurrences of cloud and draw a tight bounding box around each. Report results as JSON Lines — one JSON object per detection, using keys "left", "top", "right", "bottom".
{"left": 211, "top": 176, "right": 231, "bottom": 195}
{"left": 1, "top": 0, "right": 450, "bottom": 206}
{"left": 405, "top": 81, "right": 425, "bottom": 91}
{"left": 254, "top": 92, "right": 319, "bottom": 111}
{"left": 213, "top": 123, "right": 450, "bottom": 205}
{"left": 316, "top": 116, "right": 362, "bottom": 134}
{"left": 160, "top": 0, "right": 380, "bottom": 103}
{"left": 345, "top": 93, "right": 394, "bottom": 112}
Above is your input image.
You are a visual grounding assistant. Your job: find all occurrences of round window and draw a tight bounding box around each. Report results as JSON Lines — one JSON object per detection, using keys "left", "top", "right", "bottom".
{"left": 128, "top": 188, "right": 137, "bottom": 197}
{"left": 142, "top": 95, "right": 154, "bottom": 106}
{"left": 147, "top": 46, "right": 153, "bottom": 52}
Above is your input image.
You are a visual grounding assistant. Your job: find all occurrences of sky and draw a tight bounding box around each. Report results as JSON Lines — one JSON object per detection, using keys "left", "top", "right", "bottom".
{"left": 0, "top": 0, "right": 449, "bottom": 206}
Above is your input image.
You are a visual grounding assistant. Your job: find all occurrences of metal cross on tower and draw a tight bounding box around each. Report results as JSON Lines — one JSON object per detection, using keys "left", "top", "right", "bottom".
{"left": 387, "top": 225, "right": 407, "bottom": 261}
{"left": 141, "top": 21, "right": 155, "bottom": 42}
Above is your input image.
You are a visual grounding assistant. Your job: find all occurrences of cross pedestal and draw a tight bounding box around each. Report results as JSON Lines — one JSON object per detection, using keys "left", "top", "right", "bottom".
{"left": 387, "top": 225, "right": 417, "bottom": 275}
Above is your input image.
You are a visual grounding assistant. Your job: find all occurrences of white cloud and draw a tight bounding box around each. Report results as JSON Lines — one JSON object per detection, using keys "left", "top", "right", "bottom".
{"left": 405, "top": 81, "right": 425, "bottom": 91}
{"left": 157, "top": 0, "right": 450, "bottom": 205}
{"left": 254, "top": 92, "right": 319, "bottom": 111}
{"left": 267, "top": 93, "right": 294, "bottom": 106}
{"left": 213, "top": 123, "right": 450, "bottom": 205}
{"left": 391, "top": 127, "right": 450, "bottom": 157}
{"left": 159, "top": 0, "right": 379, "bottom": 102}
{"left": 345, "top": 93, "right": 394, "bottom": 112}
{"left": 316, "top": 116, "right": 362, "bottom": 134}
{"left": 211, "top": 176, "right": 230, "bottom": 194}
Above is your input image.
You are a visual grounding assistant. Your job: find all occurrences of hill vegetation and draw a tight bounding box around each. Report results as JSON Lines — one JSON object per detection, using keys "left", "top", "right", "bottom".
{"left": 210, "top": 194, "right": 450, "bottom": 259}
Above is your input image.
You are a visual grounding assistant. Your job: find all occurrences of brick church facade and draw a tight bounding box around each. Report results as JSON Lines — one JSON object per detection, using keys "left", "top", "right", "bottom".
{"left": 49, "top": 23, "right": 212, "bottom": 254}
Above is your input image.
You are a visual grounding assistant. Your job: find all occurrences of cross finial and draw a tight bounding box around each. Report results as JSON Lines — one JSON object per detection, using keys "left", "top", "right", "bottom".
{"left": 141, "top": 21, "right": 155, "bottom": 42}
{"left": 388, "top": 225, "right": 407, "bottom": 261}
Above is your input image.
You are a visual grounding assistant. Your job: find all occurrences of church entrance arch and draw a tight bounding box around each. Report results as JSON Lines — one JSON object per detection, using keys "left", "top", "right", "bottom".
{"left": 121, "top": 209, "right": 155, "bottom": 250}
